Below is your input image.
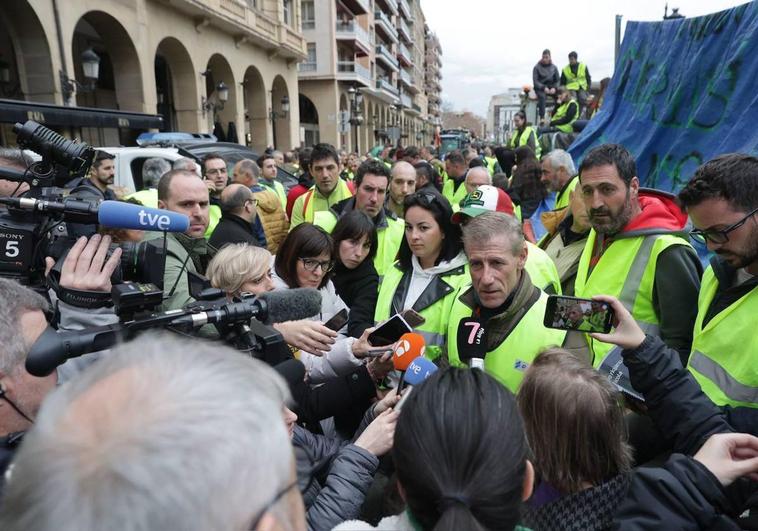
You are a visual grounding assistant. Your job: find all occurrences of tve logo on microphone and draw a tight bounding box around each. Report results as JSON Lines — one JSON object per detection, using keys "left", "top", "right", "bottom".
{"left": 138, "top": 209, "right": 172, "bottom": 230}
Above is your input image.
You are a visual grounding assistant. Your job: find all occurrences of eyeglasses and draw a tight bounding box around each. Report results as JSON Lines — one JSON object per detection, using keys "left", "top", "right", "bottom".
{"left": 245, "top": 198, "right": 258, "bottom": 207}
{"left": 299, "top": 257, "right": 334, "bottom": 273}
{"left": 247, "top": 459, "right": 316, "bottom": 530}
{"left": 248, "top": 479, "right": 299, "bottom": 530}
{"left": 690, "top": 206, "right": 758, "bottom": 244}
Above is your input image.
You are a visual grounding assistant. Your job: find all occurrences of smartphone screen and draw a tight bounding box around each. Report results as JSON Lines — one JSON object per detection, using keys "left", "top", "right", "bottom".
{"left": 323, "top": 309, "right": 349, "bottom": 331}
{"left": 543, "top": 295, "right": 614, "bottom": 333}
{"left": 367, "top": 314, "right": 412, "bottom": 346}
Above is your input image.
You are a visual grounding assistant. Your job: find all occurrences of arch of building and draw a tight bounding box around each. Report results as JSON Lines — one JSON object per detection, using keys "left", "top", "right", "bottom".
{"left": 154, "top": 37, "right": 198, "bottom": 133}
{"left": 0, "top": 0, "right": 56, "bottom": 103}
{"left": 271, "top": 74, "right": 291, "bottom": 151}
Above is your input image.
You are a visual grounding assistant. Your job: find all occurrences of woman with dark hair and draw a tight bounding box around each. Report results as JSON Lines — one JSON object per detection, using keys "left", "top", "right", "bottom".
{"left": 509, "top": 146, "right": 548, "bottom": 220}
{"left": 335, "top": 367, "right": 535, "bottom": 530}
{"left": 518, "top": 348, "right": 633, "bottom": 530}
{"left": 494, "top": 147, "right": 516, "bottom": 179}
{"left": 375, "top": 190, "right": 468, "bottom": 360}
{"left": 273, "top": 223, "right": 393, "bottom": 382}
{"left": 507, "top": 110, "right": 541, "bottom": 158}
{"left": 332, "top": 210, "right": 379, "bottom": 338}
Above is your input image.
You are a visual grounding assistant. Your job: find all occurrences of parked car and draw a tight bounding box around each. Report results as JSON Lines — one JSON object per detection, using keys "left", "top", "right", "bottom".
{"left": 96, "top": 142, "right": 298, "bottom": 195}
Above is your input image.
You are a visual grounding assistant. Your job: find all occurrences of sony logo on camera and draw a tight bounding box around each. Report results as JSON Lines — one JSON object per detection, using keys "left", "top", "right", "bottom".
{"left": 137, "top": 209, "right": 172, "bottom": 231}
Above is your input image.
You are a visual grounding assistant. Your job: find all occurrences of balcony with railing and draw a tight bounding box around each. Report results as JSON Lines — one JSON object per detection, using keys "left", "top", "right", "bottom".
{"left": 336, "top": 60, "right": 372, "bottom": 87}
{"left": 377, "top": 77, "right": 399, "bottom": 97}
{"left": 399, "top": 67, "right": 412, "bottom": 87}
{"left": 299, "top": 61, "right": 318, "bottom": 73}
{"left": 373, "top": 10, "right": 398, "bottom": 42}
{"left": 400, "top": 92, "right": 412, "bottom": 108}
{"left": 342, "top": 0, "right": 370, "bottom": 15}
{"left": 397, "top": 17, "right": 413, "bottom": 43}
{"left": 375, "top": 44, "right": 399, "bottom": 71}
{"left": 376, "top": 0, "right": 398, "bottom": 16}
{"left": 335, "top": 20, "right": 371, "bottom": 55}
{"left": 398, "top": 0, "right": 411, "bottom": 20}
{"left": 397, "top": 41, "right": 412, "bottom": 66}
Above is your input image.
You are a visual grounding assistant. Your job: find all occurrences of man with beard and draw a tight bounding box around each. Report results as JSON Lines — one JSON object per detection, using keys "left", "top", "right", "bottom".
{"left": 68, "top": 150, "right": 118, "bottom": 237}
{"left": 574, "top": 144, "right": 701, "bottom": 368}
{"left": 678, "top": 154, "right": 758, "bottom": 408}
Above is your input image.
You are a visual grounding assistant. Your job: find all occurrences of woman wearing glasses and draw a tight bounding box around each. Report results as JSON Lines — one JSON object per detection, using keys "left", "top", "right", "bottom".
{"left": 375, "top": 190, "right": 469, "bottom": 361}
{"left": 274, "top": 223, "right": 394, "bottom": 383}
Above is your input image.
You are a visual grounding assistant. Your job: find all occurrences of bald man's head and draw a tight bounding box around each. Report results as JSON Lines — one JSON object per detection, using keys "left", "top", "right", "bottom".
{"left": 389, "top": 161, "right": 417, "bottom": 208}
{"left": 464, "top": 166, "right": 492, "bottom": 194}
{"left": 220, "top": 183, "right": 256, "bottom": 222}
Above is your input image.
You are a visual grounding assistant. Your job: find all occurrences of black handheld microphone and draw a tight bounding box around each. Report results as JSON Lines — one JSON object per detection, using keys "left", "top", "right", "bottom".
{"left": 456, "top": 318, "right": 487, "bottom": 369}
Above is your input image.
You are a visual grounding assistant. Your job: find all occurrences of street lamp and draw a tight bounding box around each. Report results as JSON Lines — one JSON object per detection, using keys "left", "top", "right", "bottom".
{"left": 348, "top": 86, "right": 363, "bottom": 153}
{"left": 201, "top": 81, "right": 230, "bottom": 117}
{"left": 60, "top": 48, "right": 101, "bottom": 103}
{"left": 269, "top": 95, "right": 290, "bottom": 148}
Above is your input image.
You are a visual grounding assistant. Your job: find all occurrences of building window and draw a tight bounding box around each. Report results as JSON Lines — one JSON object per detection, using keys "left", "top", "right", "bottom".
{"left": 300, "top": 43, "right": 317, "bottom": 72}
{"left": 301, "top": 0, "right": 315, "bottom": 29}
{"left": 283, "top": 0, "right": 292, "bottom": 26}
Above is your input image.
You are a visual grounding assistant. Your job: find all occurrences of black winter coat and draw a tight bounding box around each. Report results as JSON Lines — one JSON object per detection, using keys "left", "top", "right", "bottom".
{"left": 208, "top": 213, "right": 261, "bottom": 250}
{"left": 332, "top": 258, "right": 379, "bottom": 339}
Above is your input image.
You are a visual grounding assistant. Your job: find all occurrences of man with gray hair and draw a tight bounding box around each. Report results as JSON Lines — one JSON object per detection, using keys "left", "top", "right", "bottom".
{"left": 0, "top": 279, "right": 57, "bottom": 492}
{"left": 463, "top": 165, "right": 492, "bottom": 195}
{"left": 126, "top": 157, "right": 171, "bottom": 208}
{"left": 0, "top": 334, "right": 306, "bottom": 531}
{"left": 386, "top": 160, "right": 417, "bottom": 218}
{"left": 444, "top": 212, "right": 567, "bottom": 392}
{"left": 540, "top": 149, "right": 578, "bottom": 210}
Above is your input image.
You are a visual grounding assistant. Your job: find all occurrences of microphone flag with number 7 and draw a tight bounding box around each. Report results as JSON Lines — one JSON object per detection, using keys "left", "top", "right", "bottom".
{"left": 457, "top": 318, "right": 487, "bottom": 368}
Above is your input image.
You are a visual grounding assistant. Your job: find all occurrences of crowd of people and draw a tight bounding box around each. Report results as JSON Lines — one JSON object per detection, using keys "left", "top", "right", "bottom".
{"left": 0, "top": 131, "right": 756, "bottom": 531}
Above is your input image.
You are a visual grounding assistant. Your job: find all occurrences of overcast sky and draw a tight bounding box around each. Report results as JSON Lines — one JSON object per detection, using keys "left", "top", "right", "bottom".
{"left": 419, "top": 0, "right": 749, "bottom": 117}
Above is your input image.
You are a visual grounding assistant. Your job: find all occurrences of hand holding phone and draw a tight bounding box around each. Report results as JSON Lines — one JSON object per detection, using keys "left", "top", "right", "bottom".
{"left": 543, "top": 295, "right": 614, "bottom": 334}
{"left": 323, "top": 309, "right": 349, "bottom": 331}
{"left": 367, "top": 314, "right": 413, "bottom": 346}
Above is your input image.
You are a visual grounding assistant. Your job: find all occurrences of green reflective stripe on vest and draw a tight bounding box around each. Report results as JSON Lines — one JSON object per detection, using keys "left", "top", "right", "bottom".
{"left": 374, "top": 217, "right": 405, "bottom": 278}
{"left": 525, "top": 242, "right": 562, "bottom": 294}
{"left": 689, "top": 351, "right": 758, "bottom": 406}
{"left": 554, "top": 175, "right": 579, "bottom": 211}
{"left": 205, "top": 205, "right": 222, "bottom": 239}
{"left": 508, "top": 126, "right": 541, "bottom": 158}
{"left": 375, "top": 263, "right": 469, "bottom": 360}
{"left": 563, "top": 63, "right": 588, "bottom": 90}
{"left": 513, "top": 204, "right": 522, "bottom": 222}
{"left": 302, "top": 180, "right": 353, "bottom": 223}
{"left": 553, "top": 100, "right": 579, "bottom": 133}
{"left": 687, "top": 266, "right": 758, "bottom": 407}
{"left": 442, "top": 179, "right": 469, "bottom": 212}
{"left": 446, "top": 288, "right": 566, "bottom": 393}
{"left": 575, "top": 231, "right": 690, "bottom": 367}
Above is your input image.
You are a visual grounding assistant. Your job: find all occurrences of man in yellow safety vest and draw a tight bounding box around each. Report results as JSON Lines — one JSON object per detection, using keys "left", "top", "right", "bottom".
{"left": 290, "top": 143, "right": 353, "bottom": 228}
{"left": 574, "top": 144, "right": 702, "bottom": 368}
{"left": 561, "top": 51, "right": 591, "bottom": 114}
{"left": 678, "top": 153, "right": 758, "bottom": 408}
